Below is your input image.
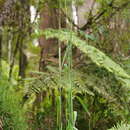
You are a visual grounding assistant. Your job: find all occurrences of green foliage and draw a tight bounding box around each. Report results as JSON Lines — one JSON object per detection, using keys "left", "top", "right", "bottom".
{"left": 108, "top": 122, "right": 130, "bottom": 130}
{"left": 31, "top": 28, "right": 130, "bottom": 129}
{"left": 1, "top": 0, "right": 130, "bottom": 129}
{"left": 24, "top": 62, "right": 130, "bottom": 129}
{"left": 1, "top": 60, "right": 19, "bottom": 81}
{"left": 36, "top": 29, "right": 130, "bottom": 88}
{"left": 0, "top": 61, "right": 27, "bottom": 130}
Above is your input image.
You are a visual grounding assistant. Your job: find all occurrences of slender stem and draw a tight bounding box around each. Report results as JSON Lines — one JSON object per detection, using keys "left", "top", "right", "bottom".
{"left": 66, "top": 1, "right": 74, "bottom": 129}
{"left": 0, "top": 29, "right": 2, "bottom": 76}
{"left": 57, "top": 0, "right": 62, "bottom": 129}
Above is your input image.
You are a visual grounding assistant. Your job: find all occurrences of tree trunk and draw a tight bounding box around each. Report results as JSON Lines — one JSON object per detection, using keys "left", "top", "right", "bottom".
{"left": 39, "top": 3, "right": 59, "bottom": 70}
{"left": 18, "top": 0, "right": 30, "bottom": 78}
{"left": 39, "top": 2, "right": 66, "bottom": 70}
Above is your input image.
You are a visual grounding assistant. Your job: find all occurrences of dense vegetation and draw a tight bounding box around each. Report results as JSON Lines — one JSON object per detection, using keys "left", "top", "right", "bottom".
{"left": 0, "top": 0, "right": 130, "bottom": 130}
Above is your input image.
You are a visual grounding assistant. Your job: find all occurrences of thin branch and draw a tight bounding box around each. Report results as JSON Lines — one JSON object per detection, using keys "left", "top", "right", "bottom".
{"left": 60, "top": 9, "right": 80, "bottom": 29}
{"left": 0, "top": 29, "right": 2, "bottom": 75}
{"left": 80, "top": 0, "right": 130, "bottom": 31}
{"left": 110, "top": 1, "right": 130, "bottom": 18}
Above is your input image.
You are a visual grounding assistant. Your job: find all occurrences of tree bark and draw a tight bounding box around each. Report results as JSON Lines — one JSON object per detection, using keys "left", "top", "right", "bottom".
{"left": 18, "top": 0, "right": 30, "bottom": 78}
{"left": 39, "top": 3, "right": 59, "bottom": 70}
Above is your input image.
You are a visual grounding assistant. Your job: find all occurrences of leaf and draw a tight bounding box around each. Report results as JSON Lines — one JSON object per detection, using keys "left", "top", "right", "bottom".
{"left": 79, "top": 30, "right": 97, "bottom": 41}
{"left": 76, "top": 96, "right": 90, "bottom": 116}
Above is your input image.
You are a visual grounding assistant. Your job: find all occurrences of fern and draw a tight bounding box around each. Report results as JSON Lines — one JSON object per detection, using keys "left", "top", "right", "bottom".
{"left": 25, "top": 65, "right": 125, "bottom": 109}
{"left": 35, "top": 29, "right": 130, "bottom": 88}
{"left": 24, "top": 65, "right": 129, "bottom": 130}
{"left": 108, "top": 122, "right": 130, "bottom": 130}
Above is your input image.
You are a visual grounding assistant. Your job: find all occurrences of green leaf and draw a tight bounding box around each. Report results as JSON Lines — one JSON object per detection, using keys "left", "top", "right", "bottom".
{"left": 76, "top": 96, "right": 90, "bottom": 116}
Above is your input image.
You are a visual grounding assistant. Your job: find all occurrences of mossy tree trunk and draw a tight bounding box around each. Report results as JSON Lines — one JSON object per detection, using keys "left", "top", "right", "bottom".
{"left": 18, "top": 0, "right": 30, "bottom": 78}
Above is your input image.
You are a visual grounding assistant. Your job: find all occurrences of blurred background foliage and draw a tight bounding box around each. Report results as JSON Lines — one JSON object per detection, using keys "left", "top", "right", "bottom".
{"left": 0, "top": 0, "right": 130, "bottom": 130}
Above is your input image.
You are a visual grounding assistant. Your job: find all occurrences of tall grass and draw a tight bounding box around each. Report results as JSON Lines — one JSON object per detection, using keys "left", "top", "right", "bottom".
{"left": 57, "top": 0, "right": 76, "bottom": 129}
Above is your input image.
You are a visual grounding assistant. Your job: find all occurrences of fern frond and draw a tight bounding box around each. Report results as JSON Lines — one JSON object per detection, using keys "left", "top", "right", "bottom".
{"left": 108, "top": 122, "right": 130, "bottom": 130}
{"left": 39, "top": 29, "right": 130, "bottom": 88}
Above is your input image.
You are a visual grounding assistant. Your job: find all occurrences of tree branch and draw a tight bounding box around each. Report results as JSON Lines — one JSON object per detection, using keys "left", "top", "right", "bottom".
{"left": 80, "top": 0, "right": 130, "bottom": 31}
{"left": 60, "top": 9, "right": 80, "bottom": 30}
